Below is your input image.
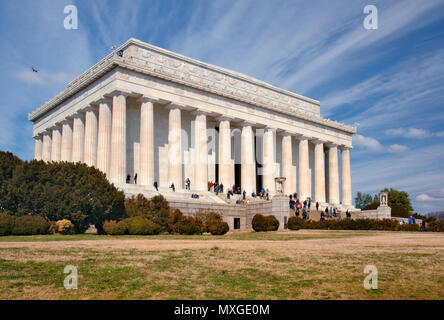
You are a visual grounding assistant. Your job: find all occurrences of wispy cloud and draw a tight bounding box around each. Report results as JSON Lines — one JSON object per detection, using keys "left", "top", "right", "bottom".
{"left": 15, "top": 68, "right": 73, "bottom": 86}
{"left": 353, "top": 134, "right": 382, "bottom": 151}
{"left": 416, "top": 194, "right": 444, "bottom": 202}
{"left": 388, "top": 144, "right": 408, "bottom": 153}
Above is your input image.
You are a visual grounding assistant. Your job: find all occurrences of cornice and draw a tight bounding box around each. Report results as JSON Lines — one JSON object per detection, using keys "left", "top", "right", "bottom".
{"left": 28, "top": 38, "right": 356, "bottom": 134}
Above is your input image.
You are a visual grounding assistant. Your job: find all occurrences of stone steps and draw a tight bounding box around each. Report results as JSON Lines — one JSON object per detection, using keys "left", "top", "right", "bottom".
{"left": 289, "top": 209, "right": 359, "bottom": 221}
{"left": 114, "top": 183, "right": 226, "bottom": 203}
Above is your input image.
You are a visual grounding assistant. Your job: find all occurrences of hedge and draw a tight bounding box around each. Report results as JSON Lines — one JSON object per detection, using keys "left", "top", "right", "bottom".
{"left": 286, "top": 217, "right": 435, "bottom": 232}
{"left": 124, "top": 216, "right": 161, "bottom": 235}
{"left": 11, "top": 215, "right": 49, "bottom": 235}
{"left": 0, "top": 212, "right": 15, "bottom": 236}
{"left": 252, "top": 214, "right": 279, "bottom": 232}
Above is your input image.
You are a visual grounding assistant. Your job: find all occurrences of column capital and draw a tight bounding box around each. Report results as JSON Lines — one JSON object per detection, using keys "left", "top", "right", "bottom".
{"left": 60, "top": 119, "right": 72, "bottom": 126}
{"left": 49, "top": 125, "right": 61, "bottom": 132}
{"left": 215, "top": 116, "right": 232, "bottom": 122}
{"left": 42, "top": 130, "right": 52, "bottom": 136}
{"left": 326, "top": 142, "right": 338, "bottom": 148}
{"left": 105, "top": 89, "right": 132, "bottom": 98}
{"left": 81, "top": 105, "right": 98, "bottom": 113}
{"left": 165, "top": 102, "right": 187, "bottom": 110}
{"left": 295, "top": 133, "right": 312, "bottom": 141}
{"left": 239, "top": 121, "right": 255, "bottom": 127}
{"left": 312, "top": 138, "right": 326, "bottom": 145}
{"left": 72, "top": 112, "right": 84, "bottom": 119}
{"left": 138, "top": 96, "right": 158, "bottom": 104}
{"left": 93, "top": 97, "right": 111, "bottom": 105}
{"left": 33, "top": 134, "right": 43, "bottom": 139}
{"left": 339, "top": 144, "right": 352, "bottom": 151}
{"left": 191, "top": 110, "right": 211, "bottom": 117}
{"left": 280, "top": 131, "right": 294, "bottom": 137}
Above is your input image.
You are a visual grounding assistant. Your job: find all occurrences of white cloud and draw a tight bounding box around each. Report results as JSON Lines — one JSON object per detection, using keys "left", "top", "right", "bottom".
{"left": 416, "top": 194, "right": 444, "bottom": 202}
{"left": 353, "top": 134, "right": 382, "bottom": 151}
{"left": 385, "top": 128, "right": 432, "bottom": 139}
{"left": 15, "top": 68, "right": 73, "bottom": 86}
{"left": 388, "top": 144, "right": 408, "bottom": 153}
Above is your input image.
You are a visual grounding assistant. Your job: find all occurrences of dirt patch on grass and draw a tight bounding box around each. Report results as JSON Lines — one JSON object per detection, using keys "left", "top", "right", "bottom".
{"left": 0, "top": 230, "right": 443, "bottom": 299}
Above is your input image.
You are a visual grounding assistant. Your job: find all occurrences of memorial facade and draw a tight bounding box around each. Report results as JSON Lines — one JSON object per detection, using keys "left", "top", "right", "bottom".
{"left": 29, "top": 38, "right": 356, "bottom": 209}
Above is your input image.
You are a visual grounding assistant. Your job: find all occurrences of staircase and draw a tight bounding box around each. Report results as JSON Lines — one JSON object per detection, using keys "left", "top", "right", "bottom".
{"left": 115, "top": 183, "right": 226, "bottom": 204}
{"left": 289, "top": 209, "right": 359, "bottom": 221}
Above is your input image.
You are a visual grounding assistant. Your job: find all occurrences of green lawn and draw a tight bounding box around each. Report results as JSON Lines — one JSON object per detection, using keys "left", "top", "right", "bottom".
{"left": 0, "top": 230, "right": 443, "bottom": 300}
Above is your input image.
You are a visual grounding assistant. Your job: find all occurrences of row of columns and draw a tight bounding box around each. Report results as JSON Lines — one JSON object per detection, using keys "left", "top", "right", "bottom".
{"left": 33, "top": 91, "right": 353, "bottom": 206}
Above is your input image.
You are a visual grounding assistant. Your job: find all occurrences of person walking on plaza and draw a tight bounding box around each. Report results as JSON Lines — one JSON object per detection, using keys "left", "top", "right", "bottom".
{"left": 243, "top": 190, "right": 246, "bottom": 201}
{"left": 302, "top": 208, "right": 307, "bottom": 220}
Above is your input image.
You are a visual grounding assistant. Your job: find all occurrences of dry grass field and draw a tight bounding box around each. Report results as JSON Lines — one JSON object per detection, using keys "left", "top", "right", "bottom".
{"left": 0, "top": 230, "right": 443, "bottom": 300}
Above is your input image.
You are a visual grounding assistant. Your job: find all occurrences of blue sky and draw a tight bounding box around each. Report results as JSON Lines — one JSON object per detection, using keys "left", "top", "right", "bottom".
{"left": 0, "top": 0, "right": 443, "bottom": 213}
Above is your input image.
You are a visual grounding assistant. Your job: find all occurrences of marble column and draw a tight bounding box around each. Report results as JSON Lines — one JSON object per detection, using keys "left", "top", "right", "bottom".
{"left": 341, "top": 146, "right": 352, "bottom": 206}
{"left": 263, "top": 128, "right": 276, "bottom": 194}
{"left": 84, "top": 106, "right": 98, "bottom": 167}
{"left": 34, "top": 135, "right": 43, "bottom": 160}
{"left": 241, "top": 123, "right": 256, "bottom": 195}
{"left": 61, "top": 119, "right": 73, "bottom": 162}
{"left": 281, "top": 133, "right": 294, "bottom": 194}
{"left": 42, "top": 131, "right": 52, "bottom": 162}
{"left": 298, "top": 135, "right": 310, "bottom": 201}
{"left": 139, "top": 97, "right": 155, "bottom": 186}
{"left": 97, "top": 99, "right": 112, "bottom": 177}
{"left": 314, "top": 140, "right": 326, "bottom": 203}
{"left": 218, "top": 117, "right": 233, "bottom": 189}
{"left": 72, "top": 113, "right": 85, "bottom": 163}
{"left": 327, "top": 143, "right": 340, "bottom": 204}
{"left": 167, "top": 104, "right": 182, "bottom": 189}
{"left": 194, "top": 111, "right": 208, "bottom": 191}
{"left": 50, "top": 126, "right": 62, "bottom": 162}
{"left": 109, "top": 93, "right": 127, "bottom": 184}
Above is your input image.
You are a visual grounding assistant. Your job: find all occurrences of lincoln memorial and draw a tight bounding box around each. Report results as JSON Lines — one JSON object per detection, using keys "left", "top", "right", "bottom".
{"left": 29, "top": 38, "right": 356, "bottom": 222}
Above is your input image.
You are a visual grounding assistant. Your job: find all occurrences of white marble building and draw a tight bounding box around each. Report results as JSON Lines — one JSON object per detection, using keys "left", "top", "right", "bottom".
{"left": 29, "top": 38, "right": 356, "bottom": 209}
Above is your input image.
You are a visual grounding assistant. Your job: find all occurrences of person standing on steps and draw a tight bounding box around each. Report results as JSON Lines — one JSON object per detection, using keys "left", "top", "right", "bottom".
{"left": 170, "top": 183, "right": 175, "bottom": 192}
{"left": 126, "top": 174, "right": 131, "bottom": 184}
{"left": 134, "top": 173, "right": 137, "bottom": 185}
{"left": 316, "top": 201, "right": 319, "bottom": 211}
{"left": 153, "top": 181, "right": 158, "bottom": 191}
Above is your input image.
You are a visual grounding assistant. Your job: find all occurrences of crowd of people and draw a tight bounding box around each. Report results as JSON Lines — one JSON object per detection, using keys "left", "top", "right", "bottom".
{"left": 289, "top": 192, "right": 352, "bottom": 221}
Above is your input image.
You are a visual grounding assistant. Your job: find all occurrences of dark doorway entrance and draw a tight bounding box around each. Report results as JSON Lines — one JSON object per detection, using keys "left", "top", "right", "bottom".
{"left": 234, "top": 218, "right": 241, "bottom": 230}
{"left": 255, "top": 135, "right": 263, "bottom": 193}
{"left": 235, "top": 163, "right": 241, "bottom": 191}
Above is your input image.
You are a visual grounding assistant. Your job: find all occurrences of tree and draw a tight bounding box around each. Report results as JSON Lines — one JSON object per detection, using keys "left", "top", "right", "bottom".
{"left": 1, "top": 159, "right": 126, "bottom": 233}
{"left": 381, "top": 188, "right": 413, "bottom": 213}
{"left": 354, "top": 192, "right": 373, "bottom": 209}
{"left": 0, "top": 151, "right": 23, "bottom": 209}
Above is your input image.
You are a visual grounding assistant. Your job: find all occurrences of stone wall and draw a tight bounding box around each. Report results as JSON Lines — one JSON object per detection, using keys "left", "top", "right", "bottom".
{"left": 355, "top": 205, "right": 391, "bottom": 220}
{"left": 169, "top": 199, "right": 281, "bottom": 231}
